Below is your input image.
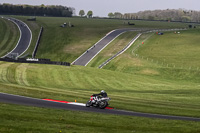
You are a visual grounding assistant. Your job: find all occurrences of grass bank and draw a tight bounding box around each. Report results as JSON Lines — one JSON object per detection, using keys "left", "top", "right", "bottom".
{"left": 102, "top": 30, "right": 200, "bottom": 82}
{"left": 0, "top": 17, "right": 20, "bottom": 57}
{"left": 136, "top": 29, "right": 200, "bottom": 68}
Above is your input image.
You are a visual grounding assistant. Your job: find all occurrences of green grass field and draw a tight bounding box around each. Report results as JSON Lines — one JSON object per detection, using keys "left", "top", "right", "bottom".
{"left": 1, "top": 103, "right": 200, "bottom": 133}
{"left": 0, "top": 62, "right": 200, "bottom": 132}
{"left": 0, "top": 62, "right": 200, "bottom": 117}
{"left": 103, "top": 30, "right": 200, "bottom": 82}
{"left": 0, "top": 18, "right": 20, "bottom": 57}
{"left": 0, "top": 16, "right": 200, "bottom": 132}
{"left": 136, "top": 30, "right": 200, "bottom": 68}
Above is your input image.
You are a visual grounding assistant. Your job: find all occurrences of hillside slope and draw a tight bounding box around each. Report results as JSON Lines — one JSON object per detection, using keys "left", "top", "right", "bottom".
{"left": 0, "top": 17, "right": 20, "bottom": 57}
{"left": 12, "top": 16, "right": 188, "bottom": 62}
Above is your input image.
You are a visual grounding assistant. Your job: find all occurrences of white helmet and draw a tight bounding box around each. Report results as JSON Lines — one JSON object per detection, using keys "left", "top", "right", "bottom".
{"left": 101, "top": 90, "right": 105, "bottom": 93}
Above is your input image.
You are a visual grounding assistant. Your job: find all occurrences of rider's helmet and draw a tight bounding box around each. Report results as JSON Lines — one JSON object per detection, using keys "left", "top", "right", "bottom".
{"left": 101, "top": 90, "right": 105, "bottom": 93}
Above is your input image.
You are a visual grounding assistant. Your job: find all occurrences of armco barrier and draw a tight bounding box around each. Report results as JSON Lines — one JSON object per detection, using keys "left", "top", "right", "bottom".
{"left": 0, "top": 58, "right": 70, "bottom": 66}
{"left": 32, "top": 27, "right": 43, "bottom": 58}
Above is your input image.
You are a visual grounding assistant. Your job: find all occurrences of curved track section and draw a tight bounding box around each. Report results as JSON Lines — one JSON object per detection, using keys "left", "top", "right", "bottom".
{"left": 0, "top": 93, "right": 200, "bottom": 121}
{"left": 72, "top": 28, "right": 142, "bottom": 66}
{"left": 99, "top": 33, "right": 142, "bottom": 68}
{"left": 73, "top": 28, "right": 186, "bottom": 67}
{"left": 1, "top": 18, "right": 32, "bottom": 58}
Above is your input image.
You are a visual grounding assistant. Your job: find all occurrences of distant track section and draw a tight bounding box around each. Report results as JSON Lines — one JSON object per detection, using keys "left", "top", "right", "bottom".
{"left": 1, "top": 18, "right": 32, "bottom": 58}
{"left": 0, "top": 92, "right": 200, "bottom": 121}
{"left": 99, "top": 33, "right": 142, "bottom": 68}
{"left": 72, "top": 28, "right": 143, "bottom": 66}
{"left": 98, "top": 28, "right": 187, "bottom": 68}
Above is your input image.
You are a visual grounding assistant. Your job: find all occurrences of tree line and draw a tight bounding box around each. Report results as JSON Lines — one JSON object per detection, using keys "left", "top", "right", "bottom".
{"left": 0, "top": 3, "right": 75, "bottom": 17}
{"left": 79, "top": 10, "right": 93, "bottom": 18}
{"left": 108, "top": 9, "right": 200, "bottom": 22}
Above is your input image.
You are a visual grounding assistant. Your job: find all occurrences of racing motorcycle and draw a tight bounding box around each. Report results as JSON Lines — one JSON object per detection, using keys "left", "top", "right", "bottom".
{"left": 86, "top": 94, "right": 111, "bottom": 109}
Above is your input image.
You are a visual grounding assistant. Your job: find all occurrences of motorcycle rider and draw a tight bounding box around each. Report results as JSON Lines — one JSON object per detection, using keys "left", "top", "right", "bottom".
{"left": 93, "top": 90, "right": 108, "bottom": 103}
{"left": 86, "top": 90, "right": 110, "bottom": 108}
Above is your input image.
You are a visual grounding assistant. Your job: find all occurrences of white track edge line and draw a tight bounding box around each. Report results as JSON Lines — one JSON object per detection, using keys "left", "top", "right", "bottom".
{"left": 71, "top": 30, "right": 116, "bottom": 65}
{"left": 84, "top": 31, "right": 126, "bottom": 66}
{"left": 1, "top": 18, "right": 32, "bottom": 58}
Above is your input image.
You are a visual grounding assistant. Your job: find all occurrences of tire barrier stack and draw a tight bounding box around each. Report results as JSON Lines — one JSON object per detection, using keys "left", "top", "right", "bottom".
{"left": 32, "top": 27, "right": 43, "bottom": 58}
{"left": 0, "top": 57, "right": 70, "bottom": 66}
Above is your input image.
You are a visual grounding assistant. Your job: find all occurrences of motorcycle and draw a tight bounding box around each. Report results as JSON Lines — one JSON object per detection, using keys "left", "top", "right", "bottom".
{"left": 86, "top": 94, "right": 111, "bottom": 109}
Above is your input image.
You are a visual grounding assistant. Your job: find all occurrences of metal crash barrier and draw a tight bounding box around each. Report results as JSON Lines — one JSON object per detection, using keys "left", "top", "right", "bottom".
{"left": 0, "top": 57, "right": 70, "bottom": 66}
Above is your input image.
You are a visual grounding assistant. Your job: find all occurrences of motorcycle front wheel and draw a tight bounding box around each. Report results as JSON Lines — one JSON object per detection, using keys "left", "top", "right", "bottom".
{"left": 86, "top": 100, "right": 92, "bottom": 107}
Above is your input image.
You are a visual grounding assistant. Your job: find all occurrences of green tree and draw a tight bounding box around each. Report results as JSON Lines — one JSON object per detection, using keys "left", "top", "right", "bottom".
{"left": 108, "top": 12, "right": 114, "bottom": 18}
{"left": 87, "top": 10, "right": 93, "bottom": 18}
{"left": 79, "top": 10, "right": 85, "bottom": 17}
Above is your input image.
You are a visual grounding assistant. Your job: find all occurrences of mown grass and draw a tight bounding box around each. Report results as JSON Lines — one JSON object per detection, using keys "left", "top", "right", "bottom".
{"left": 0, "top": 62, "right": 200, "bottom": 118}
{"left": 0, "top": 18, "right": 20, "bottom": 57}
{"left": 0, "top": 103, "right": 200, "bottom": 133}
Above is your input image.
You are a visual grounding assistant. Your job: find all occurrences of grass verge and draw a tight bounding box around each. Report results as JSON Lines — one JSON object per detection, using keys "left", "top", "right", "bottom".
{"left": 0, "top": 103, "right": 200, "bottom": 133}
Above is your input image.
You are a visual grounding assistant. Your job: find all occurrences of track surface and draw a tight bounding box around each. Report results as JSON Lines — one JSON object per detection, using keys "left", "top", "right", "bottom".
{"left": 0, "top": 92, "right": 200, "bottom": 121}
{"left": 73, "top": 28, "right": 143, "bottom": 66}
{"left": 2, "top": 18, "right": 32, "bottom": 58}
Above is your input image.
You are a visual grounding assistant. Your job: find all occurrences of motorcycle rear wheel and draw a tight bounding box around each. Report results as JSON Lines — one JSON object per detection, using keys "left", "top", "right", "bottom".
{"left": 99, "top": 101, "right": 108, "bottom": 109}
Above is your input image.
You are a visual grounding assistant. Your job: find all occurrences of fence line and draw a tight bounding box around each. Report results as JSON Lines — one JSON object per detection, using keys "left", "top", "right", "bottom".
{"left": 133, "top": 54, "right": 199, "bottom": 71}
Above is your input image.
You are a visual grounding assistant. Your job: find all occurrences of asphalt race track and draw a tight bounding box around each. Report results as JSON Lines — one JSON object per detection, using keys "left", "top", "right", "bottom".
{"left": 0, "top": 92, "right": 200, "bottom": 122}
{"left": 2, "top": 18, "right": 32, "bottom": 58}
{"left": 73, "top": 28, "right": 142, "bottom": 66}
